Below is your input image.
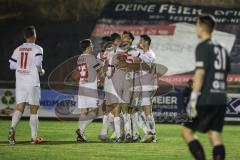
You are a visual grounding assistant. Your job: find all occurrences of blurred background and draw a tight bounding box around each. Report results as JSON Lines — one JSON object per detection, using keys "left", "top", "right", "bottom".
{"left": 1, "top": 0, "right": 240, "bottom": 85}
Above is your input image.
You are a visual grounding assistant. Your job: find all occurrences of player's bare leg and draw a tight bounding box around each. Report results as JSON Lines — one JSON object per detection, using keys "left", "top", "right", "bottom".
{"left": 8, "top": 103, "right": 25, "bottom": 145}
{"left": 182, "top": 127, "right": 206, "bottom": 160}
{"left": 29, "top": 105, "right": 43, "bottom": 144}
{"left": 208, "top": 131, "right": 225, "bottom": 160}
{"left": 121, "top": 103, "right": 131, "bottom": 142}
{"left": 112, "top": 104, "right": 121, "bottom": 142}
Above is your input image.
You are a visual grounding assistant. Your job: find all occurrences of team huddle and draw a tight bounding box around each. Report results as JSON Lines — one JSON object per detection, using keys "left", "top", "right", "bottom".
{"left": 74, "top": 31, "right": 158, "bottom": 143}
{"left": 8, "top": 15, "right": 230, "bottom": 160}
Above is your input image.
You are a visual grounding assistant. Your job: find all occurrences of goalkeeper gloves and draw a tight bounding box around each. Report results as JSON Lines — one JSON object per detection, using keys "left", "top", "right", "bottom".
{"left": 186, "top": 91, "right": 200, "bottom": 118}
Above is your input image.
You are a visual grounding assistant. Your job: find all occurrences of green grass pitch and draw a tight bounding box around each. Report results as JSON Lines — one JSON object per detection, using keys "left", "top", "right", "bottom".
{"left": 0, "top": 119, "right": 239, "bottom": 160}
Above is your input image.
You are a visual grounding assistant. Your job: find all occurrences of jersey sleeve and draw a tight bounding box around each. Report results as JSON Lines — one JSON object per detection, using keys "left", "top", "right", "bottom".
{"left": 9, "top": 49, "right": 18, "bottom": 70}
{"left": 195, "top": 43, "right": 208, "bottom": 70}
{"left": 139, "top": 52, "right": 155, "bottom": 63}
{"left": 34, "top": 46, "right": 43, "bottom": 70}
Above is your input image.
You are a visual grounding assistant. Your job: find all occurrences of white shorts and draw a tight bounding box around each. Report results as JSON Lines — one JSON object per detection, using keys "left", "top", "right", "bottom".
{"left": 78, "top": 79, "right": 100, "bottom": 108}
{"left": 104, "top": 76, "right": 125, "bottom": 105}
{"left": 16, "top": 85, "right": 40, "bottom": 105}
{"left": 130, "top": 71, "right": 157, "bottom": 107}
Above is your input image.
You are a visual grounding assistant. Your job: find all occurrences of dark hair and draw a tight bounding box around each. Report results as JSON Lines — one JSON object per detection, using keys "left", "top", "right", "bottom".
{"left": 111, "top": 33, "right": 121, "bottom": 42}
{"left": 101, "top": 36, "right": 112, "bottom": 42}
{"left": 198, "top": 14, "right": 216, "bottom": 34}
{"left": 80, "top": 39, "right": 92, "bottom": 52}
{"left": 23, "top": 25, "right": 36, "bottom": 39}
{"left": 123, "top": 31, "right": 134, "bottom": 41}
{"left": 140, "top": 34, "right": 151, "bottom": 45}
{"left": 187, "top": 79, "right": 193, "bottom": 86}
{"left": 101, "top": 36, "right": 112, "bottom": 52}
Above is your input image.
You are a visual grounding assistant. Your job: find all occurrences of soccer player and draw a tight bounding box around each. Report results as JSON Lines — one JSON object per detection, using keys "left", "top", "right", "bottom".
{"left": 182, "top": 15, "right": 230, "bottom": 160}
{"left": 97, "top": 36, "right": 116, "bottom": 141}
{"left": 103, "top": 33, "right": 125, "bottom": 143}
{"left": 75, "top": 39, "right": 102, "bottom": 142}
{"left": 8, "top": 25, "right": 45, "bottom": 144}
{"left": 128, "top": 34, "right": 157, "bottom": 143}
{"left": 97, "top": 36, "right": 112, "bottom": 64}
{"left": 120, "top": 31, "right": 142, "bottom": 142}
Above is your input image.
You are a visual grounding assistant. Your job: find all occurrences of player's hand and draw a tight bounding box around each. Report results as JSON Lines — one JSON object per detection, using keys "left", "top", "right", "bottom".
{"left": 39, "top": 69, "right": 45, "bottom": 76}
{"left": 186, "top": 92, "right": 199, "bottom": 118}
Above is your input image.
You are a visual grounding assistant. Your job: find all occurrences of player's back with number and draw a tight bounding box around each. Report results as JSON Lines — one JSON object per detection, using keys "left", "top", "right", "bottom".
{"left": 77, "top": 54, "right": 100, "bottom": 83}
{"left": 196, "top": 39, "right": 230, "bottom": 105}
{"left": 12, "top": 43, "right": 43, "bottom": 86}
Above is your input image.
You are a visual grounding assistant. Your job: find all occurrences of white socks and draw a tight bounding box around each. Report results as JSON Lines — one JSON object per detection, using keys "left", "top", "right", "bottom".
{"left": 131, "top": 112, "right": 139, "bottom": 136}
{"left": 79, "top": 119, "right": 93, "bottom": 134}
{"left": 12, "top": 111, "right": 39, "bottom": 140}
{"left": 11, "top": 110, "right": 22, "bottom": 129}
{"left": 100, "top": 115, "right": 110, "bottom": 135}
{"left": 79, "top": 111, "right": 96, "bottom": 134}
{"left": 108, "top": 113, "right": 115, "bottom": 132}
{"left": 147, "top": 114, "right": 156, "bottom": 134}
{"left": 123, "top": 113, "right": 131, "bottom": 135}
{"left": 30, "top": 114, "right": 39, "bottom": 139}
{"left": 114, "top": 117, "right": 121, "bottom": 138}
{"left": 138, "top": 112, "right": 150, "bottom": 135}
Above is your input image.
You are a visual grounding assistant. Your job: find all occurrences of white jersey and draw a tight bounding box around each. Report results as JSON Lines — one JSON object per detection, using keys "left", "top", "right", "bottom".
{"left": 139, "top": 49, "right": 155, "bottom": 64}
{"left": 77, "top": 54, "right": 101, "bottom": 108}
{"left": 9, "top": 43, "right": 43, "bottom": 87}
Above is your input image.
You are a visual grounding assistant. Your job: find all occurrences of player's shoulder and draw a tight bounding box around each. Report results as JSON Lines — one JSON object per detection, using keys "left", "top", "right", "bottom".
{"left": 32, "top": 44, "right": 43, "bottom": 53}
{"left": 79, "top": 53, "right": 96, "bottom": 60}
{"left": 86, "top": 54, "right": 96, "bottom": 59}
{"left": 210, "top": 39, "right": 228, "bottom": 51}
{"left": 197, "top": 39, "right": 209, "bottom": 48}
{"left": 147, "top": 49, "right": 155, "bottom": 55}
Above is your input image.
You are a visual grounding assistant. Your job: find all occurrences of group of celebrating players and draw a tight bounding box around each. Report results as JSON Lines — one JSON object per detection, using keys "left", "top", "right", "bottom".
{"left": 74, "top": 31, "right": 158, "bottom": 143}
{"left": 8, "top": 14, "right": 230, "bottom": 160}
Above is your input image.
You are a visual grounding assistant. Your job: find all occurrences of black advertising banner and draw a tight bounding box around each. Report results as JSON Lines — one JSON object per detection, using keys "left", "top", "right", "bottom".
{"left": 100, "top": 0, "right": 240, "bottom": 24}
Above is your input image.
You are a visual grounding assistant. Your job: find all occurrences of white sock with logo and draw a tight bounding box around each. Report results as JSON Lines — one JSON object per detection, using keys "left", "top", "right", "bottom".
{"left": 147, "top": 114, "right": 156, "bottom": 134}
